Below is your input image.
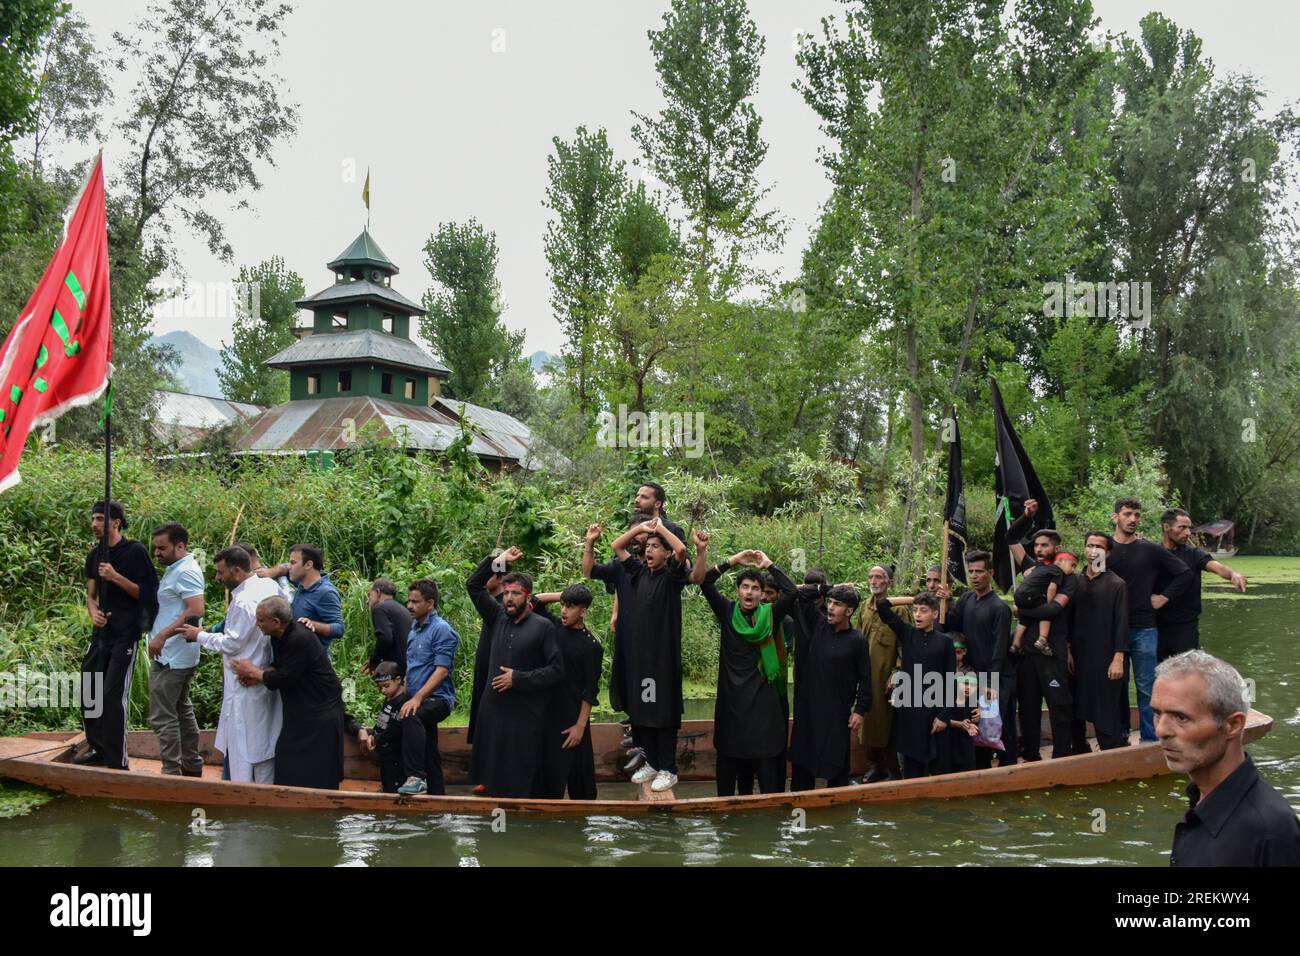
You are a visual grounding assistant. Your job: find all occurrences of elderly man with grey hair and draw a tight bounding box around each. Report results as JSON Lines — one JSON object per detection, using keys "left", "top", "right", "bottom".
{"left": 230, "top": 596, "right": 345, "bottom": 790}
{"left": 1154, "top": 650, "right": 1299, "bottom": 866}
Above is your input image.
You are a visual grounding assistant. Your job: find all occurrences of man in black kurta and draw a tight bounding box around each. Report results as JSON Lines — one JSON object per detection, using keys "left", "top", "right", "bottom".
{"left": 788, "top": 583, "right": 872, "bottom": 790}
{"left": 538, "top": 586, "right": 604, "bottom": 799}
{"left": 872, "top": 594, "right": 959, "bottom": 778}
{"left": 79, "top": 501, "right": 160, "bottom": 771}
{"left": 232, "top": 598, "right": 344, "bottom": 790}
{"left": 1006, "top": 508, "right": 1076, "bottom": 759}
{"left": 1068, "top": 534, "right": 1131, "bottom": 750}
{"left": 585, "top": 518, "right": 689, "bottom": 791}
{"left": 468, "top": 551, "right": 565, "bottom": 798}
{"left": 695, "top": 535, "right": 795, "bottom": 796}
{"left": 948, "top": 551, "right": 1015, "bottom": 768}
{"left": 466, "top": 552, "right": 505, "bottom": 750}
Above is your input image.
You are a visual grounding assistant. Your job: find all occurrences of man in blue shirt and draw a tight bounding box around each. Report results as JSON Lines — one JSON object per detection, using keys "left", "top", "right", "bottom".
{"left": 396, "top": 578, "right": 460, "bottom": 795}
{"left": 146, "top": 522, "right": 207, "bottom": 776}
{"left": 260, "top": 543, "right": 345, "bottom": 653}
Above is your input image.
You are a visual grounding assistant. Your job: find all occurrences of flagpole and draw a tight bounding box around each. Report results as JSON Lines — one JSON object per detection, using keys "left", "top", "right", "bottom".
{"left": 939, "top": 518, "right": 950, "bottom": 624}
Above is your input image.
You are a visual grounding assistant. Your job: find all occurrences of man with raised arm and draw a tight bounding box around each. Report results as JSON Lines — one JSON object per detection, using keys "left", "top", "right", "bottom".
{"left": 694, "top": 531, "right": 795, "bottom": 795}
{"left": 584, "top": 517, "right": 690, "bottom": 793}
{"left": 467, "top": 547, "right": 564, "bottom": 798}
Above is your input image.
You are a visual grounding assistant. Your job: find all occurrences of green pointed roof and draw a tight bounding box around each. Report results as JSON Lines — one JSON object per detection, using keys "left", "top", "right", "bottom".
{"left": 327, "top": 229, "right": 397, "bottom": 275}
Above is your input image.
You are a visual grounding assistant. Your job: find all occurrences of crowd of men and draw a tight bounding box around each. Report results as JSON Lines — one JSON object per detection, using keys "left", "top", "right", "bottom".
{"left": 72, "top": 487, "right": 1297, "bottom": 864}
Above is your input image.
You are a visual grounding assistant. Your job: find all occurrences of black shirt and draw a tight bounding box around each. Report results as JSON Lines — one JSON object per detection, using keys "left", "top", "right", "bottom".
{"left": 950, "top": 588, "right": 1012, "bottom": 675}
{"left": 1171, "top": 755, "right": 1300, "bottom": 866}
{"left": 1156, "top": 543, "right": 1214, "bottom": 627}
{"left": 368, "top": 598, "right": 413, "bottom": 675}
{"left": 1016, "top": 556, "right": 1077, "bottom": 658}
{"left": 1107, "top": 537, "right": 1193, "bottom": 630}
{"left": 83, "top": 537, "right": 159, "bottom": 642}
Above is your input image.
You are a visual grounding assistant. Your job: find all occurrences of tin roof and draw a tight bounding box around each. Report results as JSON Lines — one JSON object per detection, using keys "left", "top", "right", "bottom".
{"left": 432, "top": 397, "right": 537, "bottom": 467}
{"left": 151, "top": 390, "right": 264, "bottom": 447}
{"left": 264, "top": 328, "right": 448, "bottom": 375}
{"left": 295, "top": 278, "right": 425, "bottom": 316}
{"left": 235, "top": 395, "right": 541, "bottom": 470}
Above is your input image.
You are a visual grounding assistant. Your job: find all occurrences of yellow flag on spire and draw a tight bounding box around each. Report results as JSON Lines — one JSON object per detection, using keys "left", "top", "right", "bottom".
{"left": 362, "top": 168, "right": 370, "bottom": 211}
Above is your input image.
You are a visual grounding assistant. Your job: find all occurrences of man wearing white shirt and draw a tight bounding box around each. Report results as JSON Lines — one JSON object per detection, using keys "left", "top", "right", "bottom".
{"left": 179, "top": 546, "right": 283, "bottom": 783}
{"left": 147, "top": 523, "right": 207, "bottom": 777}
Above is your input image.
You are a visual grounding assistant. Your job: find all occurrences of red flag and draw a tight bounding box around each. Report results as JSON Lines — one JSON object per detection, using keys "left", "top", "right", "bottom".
{"left": 0, "top": 154, "right": 113, "bottom": 493}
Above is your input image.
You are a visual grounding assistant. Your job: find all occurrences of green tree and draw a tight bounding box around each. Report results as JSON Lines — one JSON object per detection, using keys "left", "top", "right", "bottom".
{"left": 0, "top": 0, "right": 63, "bottom": 234}
{"left": 419, "top": 219, "right": 519, "bottom": 403}
{"left": 218, "top": 256, "right": 304, "bottom": 406}
{"left": 542, "top": 126, "right": 626, "bottom": 413}
{"left": 631, "top": 0, "right": 780, "bottom": 297}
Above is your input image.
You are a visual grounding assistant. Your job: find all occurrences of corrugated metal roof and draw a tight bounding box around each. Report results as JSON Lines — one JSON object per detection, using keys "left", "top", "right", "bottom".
{"left": 433, "top": 397, "right": 539, "bottom": 469}
{"left": 264, "top": 328, "right": 448, "bottom": 374}
{"left": 150, "top": 390, "right": 265, "bottom": 447}
{"left": 235, "top": 396, "right": 541, "bottom": 470}
{"left": 296, "top": 278, "right": 424, "bottom": 315}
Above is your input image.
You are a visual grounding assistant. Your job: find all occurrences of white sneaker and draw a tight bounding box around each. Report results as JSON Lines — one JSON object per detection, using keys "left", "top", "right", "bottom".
{"left": 650, "top": 770, "right": 678, "bottom": 793}
{"left": 631, "top": 763, "right": 658, "bottom": 784}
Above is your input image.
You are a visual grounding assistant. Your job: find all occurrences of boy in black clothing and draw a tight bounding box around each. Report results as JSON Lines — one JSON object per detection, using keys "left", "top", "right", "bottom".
{"left": 347, "top": 661, "right": 408, "bottom": 793}
{"left": 535, "top": 584, "right": 604, "bottom": 799}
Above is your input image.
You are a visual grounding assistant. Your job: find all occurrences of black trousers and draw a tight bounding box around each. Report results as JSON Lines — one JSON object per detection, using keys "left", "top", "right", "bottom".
{"left": 1018, "top": 653, "right": 1073, "bottom": 760}
{"left": 80, "top": 634, "right": 137, "bottom": 770}
{"left": 378, "top": 750, "right": 404, "bottom": 793}
{"left": 400, "top": 697, "right": 451, "bottom": 793}
{"left": 1158, "top": 621, "right": 1200, "bottom": 662}
{"left": 901, "top": 755, "right": 942, "bottom": 779}
{"left": 790, "top": 763, "right": 849, "bottom": 791}
{"left": 996, "top": 663, "right": 1021, "bottom": 768}
{"left": 632, "top": 724, "right": 678, "bottom": 773}
{"left": 716, "top": 753, "right": 785, "bottom": 795}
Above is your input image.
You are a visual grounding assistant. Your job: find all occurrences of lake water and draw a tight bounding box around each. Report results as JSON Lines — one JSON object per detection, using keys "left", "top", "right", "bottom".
{"left": 3, "top": 567, "right": 1297, "bottom": 866}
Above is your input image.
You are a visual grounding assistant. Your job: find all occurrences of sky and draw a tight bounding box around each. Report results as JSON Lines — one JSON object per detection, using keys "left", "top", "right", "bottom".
{"left": 66, "top": 0, "right": 1299, "bottom": 357}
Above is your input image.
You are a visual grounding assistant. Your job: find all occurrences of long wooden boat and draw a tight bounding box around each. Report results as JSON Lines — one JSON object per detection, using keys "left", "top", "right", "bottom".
{"left": 0, "top": 708, "right": 1273, "bottom": 815}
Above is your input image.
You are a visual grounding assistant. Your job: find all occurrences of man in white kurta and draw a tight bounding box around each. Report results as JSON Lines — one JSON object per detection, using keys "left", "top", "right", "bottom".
{"left": 179, "top": 547, "right": 283, "bottom": 783}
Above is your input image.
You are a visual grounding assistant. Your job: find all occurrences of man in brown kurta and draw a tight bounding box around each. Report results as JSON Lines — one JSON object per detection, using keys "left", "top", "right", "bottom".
{"left": 857, "top": 565, "right": 911, "bottom": 782}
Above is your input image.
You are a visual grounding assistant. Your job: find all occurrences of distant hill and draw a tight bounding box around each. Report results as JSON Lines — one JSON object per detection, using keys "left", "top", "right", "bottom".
{"left": 148, "top": 331, "right": 225, "bottom": 398}
{"left": 529, "top": 351, "right": 557, "bottom": 374}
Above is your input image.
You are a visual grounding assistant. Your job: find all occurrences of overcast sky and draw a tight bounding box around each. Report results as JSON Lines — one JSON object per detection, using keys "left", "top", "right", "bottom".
{"left": 70, "top": 0, "right": 1298, "bottom": 357}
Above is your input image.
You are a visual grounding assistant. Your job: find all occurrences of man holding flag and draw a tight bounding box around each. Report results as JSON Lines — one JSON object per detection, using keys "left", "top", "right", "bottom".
{"left": 0, "top": 155, "right": 125, "bottom": 762}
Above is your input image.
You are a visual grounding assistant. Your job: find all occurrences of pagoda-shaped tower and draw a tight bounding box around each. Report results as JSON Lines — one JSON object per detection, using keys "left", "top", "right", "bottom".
{"left": 264, "top": 228, "right": 448, "bottom": 404}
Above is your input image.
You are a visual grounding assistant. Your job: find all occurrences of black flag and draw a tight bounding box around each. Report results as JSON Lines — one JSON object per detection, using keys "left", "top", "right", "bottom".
{"left": 942, "top": 409, "right": 967, "bottom": 586}
{"left": 991, "top": 378, "right": 1053, "bottom": 591}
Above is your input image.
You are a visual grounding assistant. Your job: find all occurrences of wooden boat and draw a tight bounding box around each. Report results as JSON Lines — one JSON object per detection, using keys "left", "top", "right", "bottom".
{"left": 0, "top": 708, "right": 1273, "bottom": 815}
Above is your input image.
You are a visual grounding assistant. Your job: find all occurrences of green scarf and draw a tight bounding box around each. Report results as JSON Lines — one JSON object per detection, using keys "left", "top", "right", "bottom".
{"left": 732, "top": 600, "right": 785, "bottom": 691}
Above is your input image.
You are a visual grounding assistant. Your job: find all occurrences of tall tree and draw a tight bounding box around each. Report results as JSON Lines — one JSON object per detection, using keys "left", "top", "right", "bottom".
{"left": 1105, "top": 12, "right": 1300, "bottom": 515}
{"left": 0, "top": 0, "right": 63, "bottom": 234}
{"left": 797, "top": 0, "right": 1109, "bottom": 581}
{"left": 29, "top": 10, "right": 111, "bottom": 176}
{"left": 542, "top": 126, "right": 625, "bottom": 413}
{"left": 419, "top": 219, "right": 519, "bottom": 403}
{"left": 111, "top": 0, "right": 299, "bottom": 260}
{"left": 631, "top": 0, "right": 780, "bottom": 297}
{"left": 218, "top": 256, "right": 304, "bottom": 406}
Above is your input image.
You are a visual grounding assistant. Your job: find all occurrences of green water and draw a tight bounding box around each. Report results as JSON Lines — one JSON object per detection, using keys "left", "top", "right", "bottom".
{"left": 3, "top": 561, "right": 1297, "bottom": 866}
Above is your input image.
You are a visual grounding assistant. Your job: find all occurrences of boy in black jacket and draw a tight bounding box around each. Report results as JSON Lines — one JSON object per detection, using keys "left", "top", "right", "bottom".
{"left": 346, "top": 661, "right": 408, "bottom": 793}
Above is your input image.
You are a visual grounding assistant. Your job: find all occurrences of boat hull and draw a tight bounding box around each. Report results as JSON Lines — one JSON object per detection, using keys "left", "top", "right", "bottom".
{"left": 0, "top": 709, "right": 1274, "bottom": 816}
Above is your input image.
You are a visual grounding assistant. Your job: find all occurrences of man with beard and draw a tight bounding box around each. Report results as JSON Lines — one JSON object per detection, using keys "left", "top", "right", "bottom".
{"left": 1067, "top": 533, "right": 1131, "bottom": 752}
{"left": 1005, "top": 505, "right": 1075, "bottom": 760}
{"left": 789, "top": 582, "right": 872, "bottom": 790}
{"left": 467, "top": 549, "right": 564, "bottom": 798}
{"left": 77, "top": 500, "right": 159, "bottom": 771}
{"left": 231, "top": 597, "right": 345, "bottom": 790}
{"left": 695, "top": 534, "right": 795, "bottom": 796}
{"left": 948, "top": 550, "right": 1016, "bottom": 768}
{"left": 1156, "top": 508, "right": 1248, "bottom": 661}
{"left": 585, "top": 517, "right": 690, "bottom": 793}
{"left": 1109, "top": 498, "right": 1193, "bottom": 742}
{"left": 858, "top": 565, "right": 909, "bottom": 782}
{"left": 1156, "top": 651, "right": 1300, "bottom": 866}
